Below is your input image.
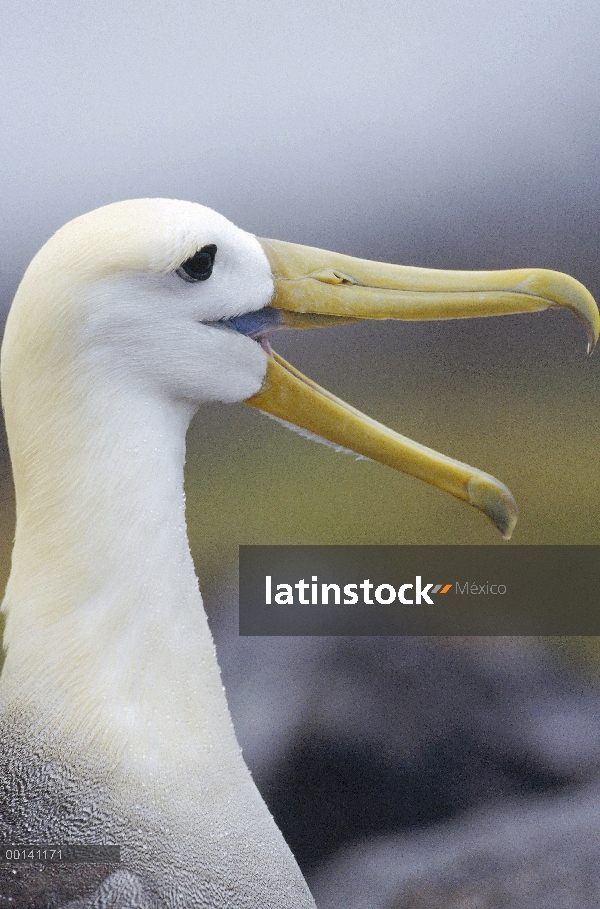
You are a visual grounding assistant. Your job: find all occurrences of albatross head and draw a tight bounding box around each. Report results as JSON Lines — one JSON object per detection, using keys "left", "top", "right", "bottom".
{"left": 2, "top": 199, "right": 275, "bottom": 410}
{"left": 3, "top": 198, "right": 598, "bottom": 543}
{"left": 2, "top": 196, "right": 598, "bottom": 551}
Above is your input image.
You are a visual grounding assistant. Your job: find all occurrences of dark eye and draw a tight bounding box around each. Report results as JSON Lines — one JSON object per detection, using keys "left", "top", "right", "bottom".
{"left": 176, "top": 244, "right": 217, "bottom": 282}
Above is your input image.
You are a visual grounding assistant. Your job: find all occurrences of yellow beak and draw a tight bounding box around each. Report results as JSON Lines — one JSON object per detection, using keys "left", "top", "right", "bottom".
{"left": 245, "top": 239, "right": 599, "bottom": 539}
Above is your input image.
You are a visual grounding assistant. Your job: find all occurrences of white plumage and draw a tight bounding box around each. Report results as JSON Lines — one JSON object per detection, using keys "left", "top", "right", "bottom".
{"left": 0, "top": 200, "right": 315, "bottom": 908}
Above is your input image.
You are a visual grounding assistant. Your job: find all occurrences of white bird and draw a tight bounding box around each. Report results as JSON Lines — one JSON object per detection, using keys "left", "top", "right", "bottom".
{"left": 0, "top": 199, "right": 597, "bottom": 908}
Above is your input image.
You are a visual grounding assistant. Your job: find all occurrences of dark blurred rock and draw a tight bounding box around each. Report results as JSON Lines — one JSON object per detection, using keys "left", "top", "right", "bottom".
{"left": 207, "top": 580, "right": 600, "bottom": 874}
{"left": 308, "top": 785, "right": 600, "bottom": 909}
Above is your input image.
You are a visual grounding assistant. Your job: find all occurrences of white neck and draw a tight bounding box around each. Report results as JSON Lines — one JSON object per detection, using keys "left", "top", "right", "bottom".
{"left": 1, "top": 367, "right": 240, "bottom": 783}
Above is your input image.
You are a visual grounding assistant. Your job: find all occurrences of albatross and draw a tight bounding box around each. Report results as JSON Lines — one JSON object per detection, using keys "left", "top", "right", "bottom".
{"left": 0, "top": 199, "right": 597, "bottom": 907}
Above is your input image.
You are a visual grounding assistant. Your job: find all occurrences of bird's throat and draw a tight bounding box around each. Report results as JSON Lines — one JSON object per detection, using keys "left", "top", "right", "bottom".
{"left": 1, "top": 386, "right": 241, "bottom": 784}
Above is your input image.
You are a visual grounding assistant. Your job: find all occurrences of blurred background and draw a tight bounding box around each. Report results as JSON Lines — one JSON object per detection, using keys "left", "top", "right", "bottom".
{"left": 1, "top": 0, "right": 600, "bottom": 905}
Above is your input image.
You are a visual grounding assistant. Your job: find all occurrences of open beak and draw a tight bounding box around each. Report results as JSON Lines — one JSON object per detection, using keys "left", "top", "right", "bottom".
{"left": 245, "top": 239, "right": 599, "bottom": 539}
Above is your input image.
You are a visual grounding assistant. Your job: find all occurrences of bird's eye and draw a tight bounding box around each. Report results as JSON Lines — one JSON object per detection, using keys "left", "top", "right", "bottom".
{"left": 176, "top": 244, "right": 217, "bottom": 282}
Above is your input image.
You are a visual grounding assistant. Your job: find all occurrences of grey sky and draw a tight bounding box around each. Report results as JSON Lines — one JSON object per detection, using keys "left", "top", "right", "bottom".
{"left": 2, "top": 0, "right": 599, "bottom": 317}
